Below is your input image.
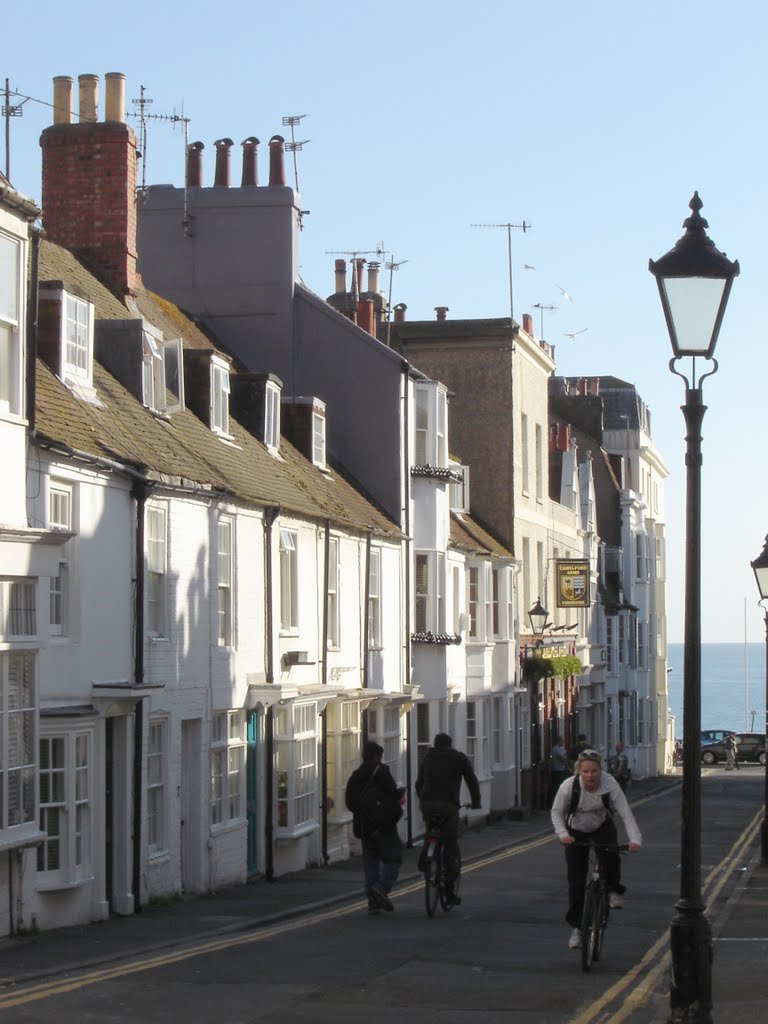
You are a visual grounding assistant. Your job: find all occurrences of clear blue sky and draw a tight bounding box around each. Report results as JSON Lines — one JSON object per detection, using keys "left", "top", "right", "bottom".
{"left": 5, "top": 0, "right": 766, "bottom": 642}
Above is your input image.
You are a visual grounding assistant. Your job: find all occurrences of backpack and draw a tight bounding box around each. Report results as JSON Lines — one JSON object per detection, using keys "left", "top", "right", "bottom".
{"left": 567, "top": 775, "right": 613, "bottom": 828}
{"left": 357, "top": 766, "right": 403, "bottom": 833}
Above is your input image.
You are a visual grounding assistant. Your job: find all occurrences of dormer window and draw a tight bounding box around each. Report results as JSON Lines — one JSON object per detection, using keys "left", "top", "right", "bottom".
{"left": 142, "top": 329, "right": 185, "bottom": 416}
{"left": 211, "top": 358, "right": 231, "bottom": 436}
{"left": 449, "top": 463, "right": 470, "bottom": 512}
{"left": 265, "top": 381, "right": 280, "bottom": 450}
{"left": 39, "top": 284, "right": 99, "bottom": 401}
{"left": 312, "top": 408, "right": 326, "bottom": 469}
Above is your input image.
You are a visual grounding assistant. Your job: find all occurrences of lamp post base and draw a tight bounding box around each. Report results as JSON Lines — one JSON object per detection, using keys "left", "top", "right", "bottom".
{"left": 668, "top": 903, "right": 713, "bottom": 1024}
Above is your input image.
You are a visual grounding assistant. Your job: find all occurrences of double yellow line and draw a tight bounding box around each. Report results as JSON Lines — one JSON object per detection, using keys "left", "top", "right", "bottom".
{"left": 566, "top": 805, "right": 763, "bottom": 1024}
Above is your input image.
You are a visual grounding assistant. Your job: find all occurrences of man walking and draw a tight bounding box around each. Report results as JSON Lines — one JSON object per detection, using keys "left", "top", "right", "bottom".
{"left": 415, "top": 733, "right": 481, "bottom": 905}
{"left": 345, "top": 741, "right": 404, "bottom": 914}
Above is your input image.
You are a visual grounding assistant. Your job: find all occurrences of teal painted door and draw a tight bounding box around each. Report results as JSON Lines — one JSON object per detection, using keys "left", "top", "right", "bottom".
{"left": 246, "top": 711, "right": 260, "bottom": 876}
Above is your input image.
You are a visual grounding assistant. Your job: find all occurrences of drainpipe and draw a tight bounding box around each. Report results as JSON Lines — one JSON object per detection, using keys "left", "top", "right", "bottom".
{"left": 264, "top": 506, "right": 280, "bottom": 880}
{"left": 361, "top": 528, "right": 372, "bottom": 748}
{"left": 320, "top": 519, "right": 331, "bottom": 864}
{"left": 402, "top": 361, "right": 414, "bottom": 847}
{"left": 131, "top": 479, "right": 149, "bottom": 913}
{"left": 26, "top": 226, "right": 41, "bottom": 436}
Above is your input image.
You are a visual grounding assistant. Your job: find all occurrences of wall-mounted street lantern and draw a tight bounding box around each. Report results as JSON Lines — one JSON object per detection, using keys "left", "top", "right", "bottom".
{"left": 528, "top": 597, "right": 550, "bottom": 638}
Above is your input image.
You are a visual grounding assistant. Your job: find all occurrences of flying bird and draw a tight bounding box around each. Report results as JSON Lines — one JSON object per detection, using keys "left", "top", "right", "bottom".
{"left": 523, "top": 264, "right": 537, "bottom": 270}
{"left": 556, "top": 284, "right": 574, "bottom": 302}
{"left": 564, "top": 328, "right": 588, "bottom": 341}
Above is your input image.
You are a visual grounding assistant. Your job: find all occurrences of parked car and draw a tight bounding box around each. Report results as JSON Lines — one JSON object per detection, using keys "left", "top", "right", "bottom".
{"left": 701, "top": 729, "right": 734, "bottom": 745}
{"left": 701, "top": 733, "right": 767, "bottom": 766}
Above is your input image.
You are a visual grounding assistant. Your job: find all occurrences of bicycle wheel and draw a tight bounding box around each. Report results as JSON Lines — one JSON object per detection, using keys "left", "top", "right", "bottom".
{"left": 580, "top": 883, "right": 597, "bottom": 971}
{"left": 440, "top": 844, "right": 462, "bottom": 912}
{"left": 424, "top": 850, "right": 440, "bottom": 917}
{"left": 591, "top": 890, "right": 607, "bottom": 963}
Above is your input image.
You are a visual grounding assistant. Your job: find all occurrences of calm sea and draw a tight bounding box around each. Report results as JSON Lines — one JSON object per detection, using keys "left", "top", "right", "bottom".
{"left": 667, "top": 642, "right": 765, "bottom": 736}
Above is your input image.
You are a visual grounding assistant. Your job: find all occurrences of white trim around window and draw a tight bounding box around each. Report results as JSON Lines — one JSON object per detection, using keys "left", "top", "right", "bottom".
{"left": 146, "top": 504, "right": 168, "bottom": 638}
{"left": 0, "top": 229, "right": 24, "bottom": 417}
{"left": 37, "top": 728, "right": 92, "bottom": 888}
{"left": 279, "top": 528, "right": 298, "bottom": 633}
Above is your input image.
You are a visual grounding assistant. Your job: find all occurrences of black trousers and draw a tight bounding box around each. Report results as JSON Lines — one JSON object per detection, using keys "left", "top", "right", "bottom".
{"left": 564, "top": 818, "right": 623, "bottom": 927}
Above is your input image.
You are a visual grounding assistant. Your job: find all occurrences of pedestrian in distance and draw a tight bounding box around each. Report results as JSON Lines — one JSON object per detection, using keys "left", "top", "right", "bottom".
{"left": 608, "top": 741, "right": 631, "bottom": 792}
{"left": 551, "top": 749, "right": 642, "bottom": 950}
{"left": 725, "top": 732, "right": 739, "bottom": 771}
{"left": 567, "top": 733, "right": 591, "bottom": 764}
{"left": 345, "top": 741, "right": 405, "bottom": 915}
{"left": 548, "top": 735, "right": 572, "bottom": 807}
{"left": 415, "top": 733, "right": 482, "bottom": 905}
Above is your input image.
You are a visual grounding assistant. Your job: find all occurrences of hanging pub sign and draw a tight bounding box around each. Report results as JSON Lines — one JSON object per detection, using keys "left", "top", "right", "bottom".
{"left": 556, "top": 560, "right": 590, "bottom": 608}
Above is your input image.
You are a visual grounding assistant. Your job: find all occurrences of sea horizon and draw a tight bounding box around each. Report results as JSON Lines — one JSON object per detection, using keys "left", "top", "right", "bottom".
{"left": 667, "top": 642, "right": 765, "bottom": 735}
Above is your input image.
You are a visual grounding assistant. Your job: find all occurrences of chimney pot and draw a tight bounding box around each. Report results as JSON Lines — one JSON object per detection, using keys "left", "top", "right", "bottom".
{"left": 434, "top": 306, "right": 449, "bottom": 321}
{"left": 214, "top": 138, "right": 234, "bottom": 187}
{"left": 104, "top": 72, "right": 126, "bottom": 123}
{"left": 367, "top": 261, "right": 380, "bottom": 294}
{"left": 78, "top": 73, "right": 99, "bottom": 122}
{"left": 186, "top": 141, "right": 205, "bottom": 187}
{"left": 522, "top": 312, "right": 534, "bottom": 336}
{"left": 394, "top": 303, "right": 407, "bottom": 324}
{"left": 334, "top": 259, "right": 347, "bottom": 293}
{"left": 241, "top": 137, "right": 259, "bottom": 186}
{"left": 268, "top": 134, "right": 286, "bottom": 186}
{"left": 53, "top": 76, "right": 74, "bottom": 125}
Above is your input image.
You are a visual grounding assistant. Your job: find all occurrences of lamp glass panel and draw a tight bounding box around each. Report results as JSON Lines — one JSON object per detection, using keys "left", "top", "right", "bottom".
{"left": 754, "top": 564, "right": 768, "bottom": 600}
{"left": 662, "top": 276, "right": 727, "bottom": 355}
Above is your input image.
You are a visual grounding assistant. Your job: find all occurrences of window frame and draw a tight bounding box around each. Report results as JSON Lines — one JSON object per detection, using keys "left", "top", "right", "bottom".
{"left": 326, "top": 700, "right": 361, "bottom": 821}
{"left": 49, "top": 483, "right": 73, "bottom": 637}
{"left": 367, "top": 546, "right": 382, "bottom": 648}
{"left": 413, "top": 382, "right": 448, "bottom": 468}
{"left": 279, "top": 528, "right": 298, "bottom": 633}
{"left": 210, "top": 357, "right": 231, "bottom": 436}
{"left": 37, "top": 729, "right": 92, "bottom": 887}
{"left": 147, "top": 717, "right": 168, "bottom": 854}
{"left": 62, "top": 292, "right": 95, "bottom": 389}
{"left": 0, "top": 652, "right": 38, "bottom": 834}
{"left": 264, "top": 382, "right": 280, "bottom": 450}
{"left": 312, "top": 410, "right": 326, "bottom": 469}
{"left": 210, "top": 711, "right": 245, "bottom": 828}
{"left": 327, "top": 536, "right": 340, "bottom": 649}
{"left": 217, "top": 517, "right": 234, "bottom": 648}
{"left": 414, "top": 551, "right": 446, "bottom": 634}
{"left": 0, "top": 229, "right": 24, "bottom": 417}
{"left": 274, "top": 702, "right": 318, "bottom": 837}
{"left": 146, "top": 505, "right": 168, "bottom": 638}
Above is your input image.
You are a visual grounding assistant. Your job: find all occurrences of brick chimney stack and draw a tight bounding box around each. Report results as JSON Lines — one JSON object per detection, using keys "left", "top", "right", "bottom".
{"left": 40, "top": 72, "right": 140, "bottom": 296}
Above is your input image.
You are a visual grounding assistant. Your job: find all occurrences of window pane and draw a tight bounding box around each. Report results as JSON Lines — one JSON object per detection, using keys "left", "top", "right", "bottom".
{"left": 0, "top": 234, "right": 20, "bottom": 321}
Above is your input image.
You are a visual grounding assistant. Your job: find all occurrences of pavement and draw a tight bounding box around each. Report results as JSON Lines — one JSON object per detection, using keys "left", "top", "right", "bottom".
{"left": 0, "top": 774, "right": 766, "bottom": 1021}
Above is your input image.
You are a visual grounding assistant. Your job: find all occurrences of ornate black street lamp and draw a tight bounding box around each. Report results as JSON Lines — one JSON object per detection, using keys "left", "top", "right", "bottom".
{"left": 750, "top": 536, "right": 768, "bottom": 863}
{"left": 649, "top": 193, "right": 739, "bottom": 1024}
{"left": 528, "top": 597, "right": 550, "bottom": 638}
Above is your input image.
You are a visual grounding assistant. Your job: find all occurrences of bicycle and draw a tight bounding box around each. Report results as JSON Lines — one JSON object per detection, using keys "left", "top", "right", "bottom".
{"left": 420, "top": 804, "right": 470, "bottom": 917}
{"left": 576, "top": 841, "right": 628, "bottom": 971}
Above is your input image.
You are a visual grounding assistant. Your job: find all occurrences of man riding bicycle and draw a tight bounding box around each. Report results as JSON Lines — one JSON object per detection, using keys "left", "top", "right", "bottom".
{"left": 551, "top": 749, "right": 641, "bottom": 949}
{"left": 415, "top": 733, "right": 481, "bottom": 905}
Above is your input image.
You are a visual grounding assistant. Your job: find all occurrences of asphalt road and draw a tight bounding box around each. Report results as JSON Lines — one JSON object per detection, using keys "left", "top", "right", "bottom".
{"left": 0, "top": 769, "right": 762, "bottom": 1023}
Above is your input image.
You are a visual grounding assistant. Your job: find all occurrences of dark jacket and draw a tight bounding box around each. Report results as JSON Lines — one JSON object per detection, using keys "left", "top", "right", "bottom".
{"left": 415, "top": 746, "right": 481, "bottom": 809}
{"left": 345, "top": 760, "right": 402, "bottom": 839}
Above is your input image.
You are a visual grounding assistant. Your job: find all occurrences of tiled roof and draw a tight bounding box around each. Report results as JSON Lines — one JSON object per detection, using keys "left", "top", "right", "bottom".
{"left": 450, "top": 512, "right": 513, "bottom": 557}
{"left": 34, "top": 241, "right": 402, "bottom": 540}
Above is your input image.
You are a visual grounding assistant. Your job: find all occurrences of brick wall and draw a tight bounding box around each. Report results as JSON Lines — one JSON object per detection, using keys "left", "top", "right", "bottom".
{"left": 40, "top": 122, "right": 139, "bottom": 296}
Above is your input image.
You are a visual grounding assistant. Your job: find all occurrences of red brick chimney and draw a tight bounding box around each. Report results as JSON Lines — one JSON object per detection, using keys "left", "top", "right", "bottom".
{"left": 40, "top": 72, "right": 140, "bottom": 297}
{"left": 522, "top": 313, "right": 534, "bottom": 336}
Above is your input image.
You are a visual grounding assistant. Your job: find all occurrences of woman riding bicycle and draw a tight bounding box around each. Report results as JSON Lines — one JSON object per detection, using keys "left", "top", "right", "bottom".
{"left": 551, "top": 749, "right": 642, "bottom": 949}
{"left": 415, "top": 733, "right": 481, "bottom": 905}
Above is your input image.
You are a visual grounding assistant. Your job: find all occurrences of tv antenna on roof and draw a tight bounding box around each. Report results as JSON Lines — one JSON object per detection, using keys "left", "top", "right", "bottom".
{"left": 470, "top": 220, "right": 531, "bottom": 323}
{"left": 532, "top": 301, "right": 557, "bottom": 339}
{"left": 282, "top": 114, "right": 310, "bottom": 194}
{"left": 130, "top": 85, "right": 153, "bottom": 192}
{"left": 384, "top": 256, "right": 409, "bottom": 346}
{"left": 127, "top": 91, "right": 190, "bottom": 201}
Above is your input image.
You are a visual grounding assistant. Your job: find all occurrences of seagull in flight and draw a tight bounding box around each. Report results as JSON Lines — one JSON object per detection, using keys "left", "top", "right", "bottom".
{"left": 523, "top": 264, "right": 536, "bottom": 270}
{"left": 556, "top": 284, "right": 574, "bottom": 302}
{"left": 564, "top": 328, "right": 588, "bottom": 341}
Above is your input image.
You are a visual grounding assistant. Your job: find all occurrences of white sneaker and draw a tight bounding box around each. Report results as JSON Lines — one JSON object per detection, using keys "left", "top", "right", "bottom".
{"left": 609, "top": 892, "right": 624, "bottom": 909}
{"left": 569, "top": 927, "right": 582, "bottom": 949}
